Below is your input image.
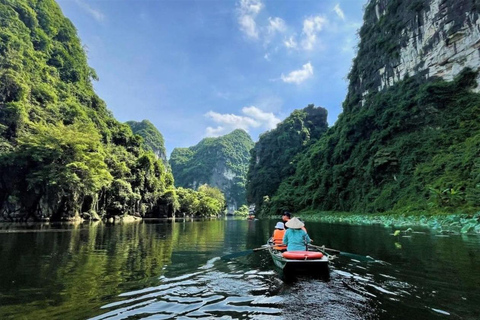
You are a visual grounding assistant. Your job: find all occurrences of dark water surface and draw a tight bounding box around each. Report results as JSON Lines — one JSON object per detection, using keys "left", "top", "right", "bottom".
{"left": 0, "top": 219, "right": 479, "bottom": 319}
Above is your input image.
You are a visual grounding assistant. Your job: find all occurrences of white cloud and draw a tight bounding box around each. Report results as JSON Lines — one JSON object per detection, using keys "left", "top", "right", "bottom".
{"left": 237, "top": 0, "right": 263, "bottom": 39}
{"left": 237, "top": 1, "right": 289, "bottom": 50}
{"left": 241, "top": 0, "right": 263, "bottom": 15}
{"left": 205, "top": 111, "right": 259, "bottom": 130}
{"left": 284, "top": 36, "right": 298, "bottom": 49}
{"left": 281, "top": 62, "right": 314, "bottom": 84}
{"left": 205, "top": 126, "right": 226, "bottom": 137}
{"left": 239, "top": 15, "right": 258, "bottom": 39}
{"left": 254, "top": 95, "right": 284, "bottom": 113}
{"left": 204, "top": 106, "right": 280, "bottom": 137}
{"left": 74, "top": 0, "right": 105, "bottom": 22}
{"left": 333, "top": 4, "right": 345, "bottom": 20}
{"left": 301, "top": 16, "right": 327, "bottom": 50}
{"left": 242, "top": 106, "right": 280, "bottom": 129}
{"left": 267, "top": 17, "right": 286, "bottom": 34}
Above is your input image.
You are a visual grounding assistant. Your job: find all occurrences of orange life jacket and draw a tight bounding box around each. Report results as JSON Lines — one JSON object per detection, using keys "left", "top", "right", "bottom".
{"left": 272, "top": 229, "right": 286, "bottom": 250}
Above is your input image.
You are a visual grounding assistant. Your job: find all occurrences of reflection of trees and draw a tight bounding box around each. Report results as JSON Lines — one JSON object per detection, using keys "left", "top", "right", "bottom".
{"left": 0, "top": 222, "right": 178, "bottom": 318}
{"left": 308, "top": 222, "right": 480, "bottom": 293}
{"left": 245, "top": 219, "right": 271, "bottom": 249}
{"left": 171, "top": 220, "right": 225, "bottom": 251}
{"left": 0, "top": 220, "right": 230, "bottom": 319}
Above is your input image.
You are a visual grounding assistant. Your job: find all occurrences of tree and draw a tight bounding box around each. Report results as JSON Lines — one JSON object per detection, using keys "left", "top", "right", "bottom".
{"left": 0, "top": 122, "right": 112, "bottom": 219}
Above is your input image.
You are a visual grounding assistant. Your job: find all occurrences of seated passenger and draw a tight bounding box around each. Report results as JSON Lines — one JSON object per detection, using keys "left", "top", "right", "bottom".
{"left": 282, "top": 217, "right": 311, "bottom": 251}
{"left": 272, "top": 222, "right": 286, "bottom": 250}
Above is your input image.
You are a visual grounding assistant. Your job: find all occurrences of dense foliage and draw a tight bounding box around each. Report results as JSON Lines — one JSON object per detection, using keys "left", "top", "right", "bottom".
{"left": 268, "top": 70, "right": 480, "bottom": 215}
{"left": 126, "top": 119, "right": 167, "bottom": 164}
{"left": 233, "top": 204, "right": 249, "bottom": 217}
{"left": 245, "top": 104, "right": 328, "bottom": 211}
{"left": 248, "top": 0, "right": 480, "bottom": 217}
{"left": 0, "top": 0, "right": 223, "bottom": 220}
{"left": 176, "top": 184, "right": 226, "bottom": 217}
{"left": 169, "top": 129, "right": 254, "bottom": 210}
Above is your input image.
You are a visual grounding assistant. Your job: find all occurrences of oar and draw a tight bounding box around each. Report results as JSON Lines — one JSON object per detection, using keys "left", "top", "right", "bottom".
{"left": 308, "top": 244, "right": 376, "bottom": 262}
{"left": 221, "top": 245, "right": 271, "bottom": 260}
{"left": 253, "top": 246, "right": 271, "bottom": 252}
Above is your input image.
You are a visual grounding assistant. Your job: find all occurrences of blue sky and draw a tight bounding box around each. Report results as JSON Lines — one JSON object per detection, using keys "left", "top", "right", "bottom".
{"left": 56, "top": 0, "right": 367, "bottom": 156}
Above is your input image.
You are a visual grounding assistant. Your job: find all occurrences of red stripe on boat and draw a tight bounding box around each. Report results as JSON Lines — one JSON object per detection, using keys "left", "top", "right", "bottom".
{"left": 282, "top": 251, "right": 323, "bottom": 260}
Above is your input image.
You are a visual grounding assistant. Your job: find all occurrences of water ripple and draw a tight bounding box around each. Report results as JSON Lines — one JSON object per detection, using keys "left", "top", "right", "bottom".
{"left": 91, "top": 256, "right": 283, "bottom": 319}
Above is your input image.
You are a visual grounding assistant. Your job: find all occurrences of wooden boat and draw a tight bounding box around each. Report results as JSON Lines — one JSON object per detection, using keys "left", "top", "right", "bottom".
{"left": 267, "top": 239, "right": 329, "bottom": 275}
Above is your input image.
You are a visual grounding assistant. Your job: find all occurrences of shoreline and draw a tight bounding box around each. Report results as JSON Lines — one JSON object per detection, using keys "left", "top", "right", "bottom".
{"left": 289, "top": 211, "right": 480, "bottom": 235}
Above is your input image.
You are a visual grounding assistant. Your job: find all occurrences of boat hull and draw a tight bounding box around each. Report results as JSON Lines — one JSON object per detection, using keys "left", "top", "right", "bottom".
{"left": 268, "top": 246, "right": 329, "bottom": 275}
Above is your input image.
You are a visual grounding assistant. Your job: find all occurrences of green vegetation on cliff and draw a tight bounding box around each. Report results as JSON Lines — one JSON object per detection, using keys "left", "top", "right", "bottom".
{"left": 270, "top": 70, "right": 480, "bottom": 215}
{"left": 246, "top": 104, "right": 328, "bottom": 211}
{"left": 252, "top": 1, "right": 480, "bottom": 216}
{"left": 176, "top": 184, "right": 226, "bottom": 217}
{"left": 170, "top": 129, "right": 254, "bottom": 209}
{"left": 0, "top": 0, "right": 223, "bottom": 220}
{"left": 126, "top": 120, "right": 167, "bottom": 163}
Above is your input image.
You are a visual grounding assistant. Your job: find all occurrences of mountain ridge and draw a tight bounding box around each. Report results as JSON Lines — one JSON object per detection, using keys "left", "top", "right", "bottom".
{"left": 253, "top": 0, "right": 480, "bottom": 215}
{"left": 170, "top": 129, "right": 254, "bottom": 211}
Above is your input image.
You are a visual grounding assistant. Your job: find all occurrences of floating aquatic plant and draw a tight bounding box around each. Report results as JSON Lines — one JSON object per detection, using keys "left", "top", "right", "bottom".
{"left": 293, "top": 211, "right": 480, "bottom": 235}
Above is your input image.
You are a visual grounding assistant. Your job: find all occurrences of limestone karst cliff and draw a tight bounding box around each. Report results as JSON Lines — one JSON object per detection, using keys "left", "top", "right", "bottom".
{"left": 348, "top": 0, "right": 480, "bottom": 109}
{"left": 245, "top": 105, "right": 328, "bottom": 211}
{"left": 0, "top": 1, "right": 175, "bottom": 220}
{"left": 259, "top": 0, "right": 480, "bottom": 215}
{"left": 126, "top": 120, "right": 168, "bottom": 165}
{"left": 169, "top": 129, "right": 254, "bottom": 212}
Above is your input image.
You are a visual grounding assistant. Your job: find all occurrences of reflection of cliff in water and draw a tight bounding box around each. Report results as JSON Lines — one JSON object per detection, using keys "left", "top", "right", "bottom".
{"left": 0, "top": 219, "right": 261, "bottom": 319}
{"left": 0, "top": 222, "right": 181, "bottom": 319}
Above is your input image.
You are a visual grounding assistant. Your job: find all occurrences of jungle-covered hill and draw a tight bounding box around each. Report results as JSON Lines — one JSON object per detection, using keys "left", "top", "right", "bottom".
{"left": 246, "top": 104, "right": 328, "bottom": 211}
{"left": 126, "top": 119, "right": 168, "bottom": 165}
{"left": 169, "top": 129, "right": 254, "bottom": 211}
{"left": 0, "top": 0, "right": 224, "bottom": 221}
{"left": 252, "top": 0, "right": 480, "bottom": 216}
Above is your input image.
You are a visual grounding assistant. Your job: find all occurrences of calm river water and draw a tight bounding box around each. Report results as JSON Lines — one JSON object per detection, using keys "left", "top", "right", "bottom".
{"left": 0, "top": 218, "right": 479, "bottom": 319}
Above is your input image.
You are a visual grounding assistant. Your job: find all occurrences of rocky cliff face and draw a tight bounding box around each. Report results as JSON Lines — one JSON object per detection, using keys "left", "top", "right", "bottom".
{"left": 264, "top": 0, "right": 480, "bottom": 215}
{"left": 169, "top": 129, "right": 254, "bottom": 211}
{"left": 348, "top": 0, "right": 480, "bottom": 108}
{"left": 126, "top": 120, "right": 168, "bottom": 165}
{"left": 387, "top": 0, "right": 480, "bottom": 91}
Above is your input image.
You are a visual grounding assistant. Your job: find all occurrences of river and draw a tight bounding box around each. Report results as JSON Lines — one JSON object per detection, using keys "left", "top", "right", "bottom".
{"left": 0, "top": 218, "right": 479, "bottom": 319}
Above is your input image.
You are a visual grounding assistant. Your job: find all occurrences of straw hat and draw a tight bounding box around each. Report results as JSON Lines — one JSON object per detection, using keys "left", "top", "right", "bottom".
{"left": 274, "top": 222, "right": 285, "bottom": 229}
{"left": 285, "top": 217, "right": 304, "bottom": 229}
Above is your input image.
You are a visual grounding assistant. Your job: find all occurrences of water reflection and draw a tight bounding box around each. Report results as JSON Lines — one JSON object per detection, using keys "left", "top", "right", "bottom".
{"left": 0, "top": 219, "right": 479, "bottom": 319}
{"left": 0, "top": 220, "right": 226, "bottom": 319}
